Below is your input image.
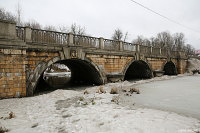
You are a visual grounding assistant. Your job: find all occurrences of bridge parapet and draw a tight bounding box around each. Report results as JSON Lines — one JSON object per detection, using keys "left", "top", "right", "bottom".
{"left": 73, "top": 34, "right": 99, "bottom": 48}
{"left": 104, "top": 39, "right": 120, "bottom": 51}
{"left": 14, "top": 25, "right": 188, "bottom": 59}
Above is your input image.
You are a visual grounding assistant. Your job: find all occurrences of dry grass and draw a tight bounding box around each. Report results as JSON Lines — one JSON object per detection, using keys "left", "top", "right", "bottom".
{"left": 129, "top": 88, "right": 140, "bottom": 94}
{"left": 0, "top": 126, "right": 9, "bottom": 133}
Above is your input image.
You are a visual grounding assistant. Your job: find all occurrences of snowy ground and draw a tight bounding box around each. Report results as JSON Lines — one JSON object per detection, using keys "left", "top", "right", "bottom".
{"left": 0, "top": 74, "right": 200, "bottom": 133}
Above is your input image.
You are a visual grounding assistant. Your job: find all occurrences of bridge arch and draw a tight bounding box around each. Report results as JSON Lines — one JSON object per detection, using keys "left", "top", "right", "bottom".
{"left": 123, "top": 60, "right": 153, "bottom": 80}
{"left": 163, "top": 61, "right": 177, "bottom": 75}
{"left": 27, "top": 57, "right": 105, "bottom": 96}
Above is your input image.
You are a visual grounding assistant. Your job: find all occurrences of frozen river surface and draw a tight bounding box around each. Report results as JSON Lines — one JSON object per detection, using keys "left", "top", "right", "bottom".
{"left": 133, "top": 75, "right": 200, "bottom": 119}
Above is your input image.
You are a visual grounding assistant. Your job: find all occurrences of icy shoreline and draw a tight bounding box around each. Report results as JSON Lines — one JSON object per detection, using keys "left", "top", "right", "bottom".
{"left": 0, "top": 74, "right": 200, "bottom": 133}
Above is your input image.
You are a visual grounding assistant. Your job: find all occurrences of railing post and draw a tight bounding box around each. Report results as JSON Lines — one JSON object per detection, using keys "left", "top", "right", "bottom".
{"left": 99, "top": 37, "right": 104, "bottom": 49}
{"left": 25, "top": 27, "right": 32, "bottom": 42}
{"left": 68, "top": 32, "right": 74, "bottom": 45}
{"left": 136, "top": 44, "right": 140, "bottom": 53}
{"left": 160, "top": 48, "right": 162, "bottom": 55}
{"left": 0, "top": 20, "right": 16, "bottom": 39}
{"left": 119, "top": 41, "right": 124, "bottom": 51}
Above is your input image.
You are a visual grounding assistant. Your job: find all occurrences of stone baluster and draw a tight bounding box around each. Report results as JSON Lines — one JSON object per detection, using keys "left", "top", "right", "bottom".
{"left": 135, "top": 44, "right": 140, "bottom": 53}
{"left": 160, "top": 48, "right": 162, "bottom": 55}
{"left": 99, "top": 37, "right": 104, "bottom": 49}
{"left": 68, "top": 32, "right": 74, "bottom": 46}
{"left": 119, "top": 41, "right": 124, "bottom": 51}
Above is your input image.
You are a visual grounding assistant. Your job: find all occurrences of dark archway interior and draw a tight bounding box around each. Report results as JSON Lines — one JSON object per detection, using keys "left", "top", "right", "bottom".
{"left": 124, "top": 60, "right": 153, "bottom": 80}
{"left": 164, "top": 61, "right": 177, "bottom": 75}
{"left": 35, "top": 59, "right": 103, "bottom": 94}
{"left": 61, "top": 59, "right": 103, "bottom": 85}
{"left": 35, "top": 73, "right": 52, "bottom": 93}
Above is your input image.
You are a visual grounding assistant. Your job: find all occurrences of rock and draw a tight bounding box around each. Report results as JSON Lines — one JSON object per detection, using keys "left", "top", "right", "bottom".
{"left": 129, "top": 88, "right": 140, "bottom": 94}
{"left": 0, "top": 126, "right": 9, "bottom": 133}
{"left": 122, "top": 88, "right": 127, "bottom": 92}
{"left": 84, "top": 90, "right": 89, "bottom": 95}
{"left": 31, "top": 123, "right": 38, "bottom": 128}
{"left": 96, "top": 86, "right": 106, "bottom": 94}
{"left": 111, "top": 96, "right": 119, "bottom": 104}
{"left": 110, "top": 87, "right": 118, "bottom": 94}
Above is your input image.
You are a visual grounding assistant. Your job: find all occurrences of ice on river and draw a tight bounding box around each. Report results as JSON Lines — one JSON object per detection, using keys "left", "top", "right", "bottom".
{"left": 131, "top": 75, "right": 200, "bottom": 120}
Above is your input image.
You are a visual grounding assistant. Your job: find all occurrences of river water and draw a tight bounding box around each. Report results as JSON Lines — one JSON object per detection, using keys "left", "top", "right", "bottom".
{"left": 132, "top": 75, "right": 200, "bottom": 119}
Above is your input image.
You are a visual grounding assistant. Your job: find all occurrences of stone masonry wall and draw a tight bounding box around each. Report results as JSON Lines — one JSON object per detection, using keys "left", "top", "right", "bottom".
{"left": 177, "top": 59, "right": 187, "bottom": 74}
{"left": 147, "top": 58, "right": 167, "bottom": 71}
{"left": 0, "top": 49, "right": 59, "bottom": 98}
{"left": 26, "top": 51, "right": 59, "bottom": 74}
{"left": 86, "top": 54, "right": 133, "bottom": 74}
{"left": 0, "top": 49, "right": 26, "bottom": 98}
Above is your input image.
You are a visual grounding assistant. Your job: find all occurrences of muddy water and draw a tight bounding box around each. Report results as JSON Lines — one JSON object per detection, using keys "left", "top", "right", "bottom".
{"left": 132, "top": 75, "right": 200, "bottom": 119}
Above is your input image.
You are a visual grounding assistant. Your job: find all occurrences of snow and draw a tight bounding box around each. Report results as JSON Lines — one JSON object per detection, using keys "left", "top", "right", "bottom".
{"left": 44, "top": 72, "right": 71, "bottom": 77}
{"left": 1, "top": 74, "right": 200, "bottom": 133}
{"left": 1, "top": 58, "right": 200, "bottom": 133}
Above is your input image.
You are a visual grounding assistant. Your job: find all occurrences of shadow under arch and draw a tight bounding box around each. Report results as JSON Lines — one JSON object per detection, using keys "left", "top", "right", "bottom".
{"left": 27, "top": 57, "right": 105, "bottom": 96}
{"left": 124, "top": 60, "right": 153, "bottom": 80}
{"left": 163, "top": 61, "right": 177, "bottom": 75}
{"left": 58, "top": 58, "right": 104, "bottom": 85}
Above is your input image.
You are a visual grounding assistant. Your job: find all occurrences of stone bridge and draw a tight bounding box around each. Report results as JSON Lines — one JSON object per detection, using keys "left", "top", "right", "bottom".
{"left": 0, "top": 21, "right": 188, "bottom": 98}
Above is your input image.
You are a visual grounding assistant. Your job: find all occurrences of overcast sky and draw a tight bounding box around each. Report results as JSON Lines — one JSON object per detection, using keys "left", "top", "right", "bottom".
{"left": 0, "top": 0, "right": 200, "bottom": 49}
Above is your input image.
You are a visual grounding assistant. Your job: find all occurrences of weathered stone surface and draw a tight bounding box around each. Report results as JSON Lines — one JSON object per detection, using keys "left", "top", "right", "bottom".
{"left": 0, "top": 21, "right": 188, "bottom": 99}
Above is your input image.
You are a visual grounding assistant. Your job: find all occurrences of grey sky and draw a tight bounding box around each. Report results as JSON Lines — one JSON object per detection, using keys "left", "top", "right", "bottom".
{"left": 0, "top": 0, "right": 200, "bottom": 49}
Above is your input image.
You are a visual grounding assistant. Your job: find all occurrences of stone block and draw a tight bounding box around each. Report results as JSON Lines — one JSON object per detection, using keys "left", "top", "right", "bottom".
{"left": 0, "top": 21, "right": 16, "bottom": 39}
{"left": 0, "top": 93, "right": 7, "bottom": 98}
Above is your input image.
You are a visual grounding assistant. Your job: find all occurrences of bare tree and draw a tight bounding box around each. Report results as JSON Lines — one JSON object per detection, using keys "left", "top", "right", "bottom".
{"left": 132, "top": 36, "right": 145, "bottom": 45}
{"left": 70, "top": 23, "right": 86, "bottom": 35}
{"left": 24, "top": 20, "right": 42, "bottom": 29}
{"left": 112, "top": 28, "right": 123, "bottom": 41}
{"left": 0, "top": 8, "right": 16, "bottom": 23}
{"left": 44, "top": 25, "right": 57, "bottom": 31}
{"left": 150, "top": 37, "right": 158, "bottom": 47}
{"left": 156, "top": 31, "right": 173, "bottom": 48}
{"left": 184, "top": 44, "right": 195, "bottom": 54}
{"left": 173, "top": 33, "right": 185, "bottom": 50}
{"left": 58, "top": 25, "right": 69, "bottom": 33}
{"left": 112, "top": 28, "right": 129, "bottom": 41}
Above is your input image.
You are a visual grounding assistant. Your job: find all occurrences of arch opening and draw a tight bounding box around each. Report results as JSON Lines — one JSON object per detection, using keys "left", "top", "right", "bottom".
{"left": 163, "top": 61, "right": 177, "bottom": 75}
{"left": 34, "top": 59, "right": 103, "bottom": 94}
{"left": 124, "top": 60, "right": 153, "bottom": 80}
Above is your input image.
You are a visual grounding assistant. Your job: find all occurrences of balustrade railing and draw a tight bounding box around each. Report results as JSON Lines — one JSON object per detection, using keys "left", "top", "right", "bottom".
{"left": 152, "top": 47, "right": 161, "bottom": 56}
{"left": 170, "top": 51, "right": 178, "bottom": 57}
{"left": 104, "top": 39, "right": 120, "bottom": 51}
{"left": 16, "top": 26, "right": 25, "bottom": 41}
{"left": 73, "top": 35, "right": 99, "bottom": 48}
{"left": 14, "top": 26, "right": 187, "bottom": 58}
{"left": 140, "top": 45, "right": 151, "bottom": 55}
{"left": 31, "top": 29, "right": 68, "bottom": 44}
{"left": 123, "top": 42, "right": 136, "bottom": 51}
{"left": 161, "top": 47, "right": 168, "bottom": 56}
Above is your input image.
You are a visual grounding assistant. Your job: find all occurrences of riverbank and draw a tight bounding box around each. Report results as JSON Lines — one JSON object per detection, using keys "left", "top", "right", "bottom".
{"left": 1, "top": 74, "right": 200, "bottom": 133}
